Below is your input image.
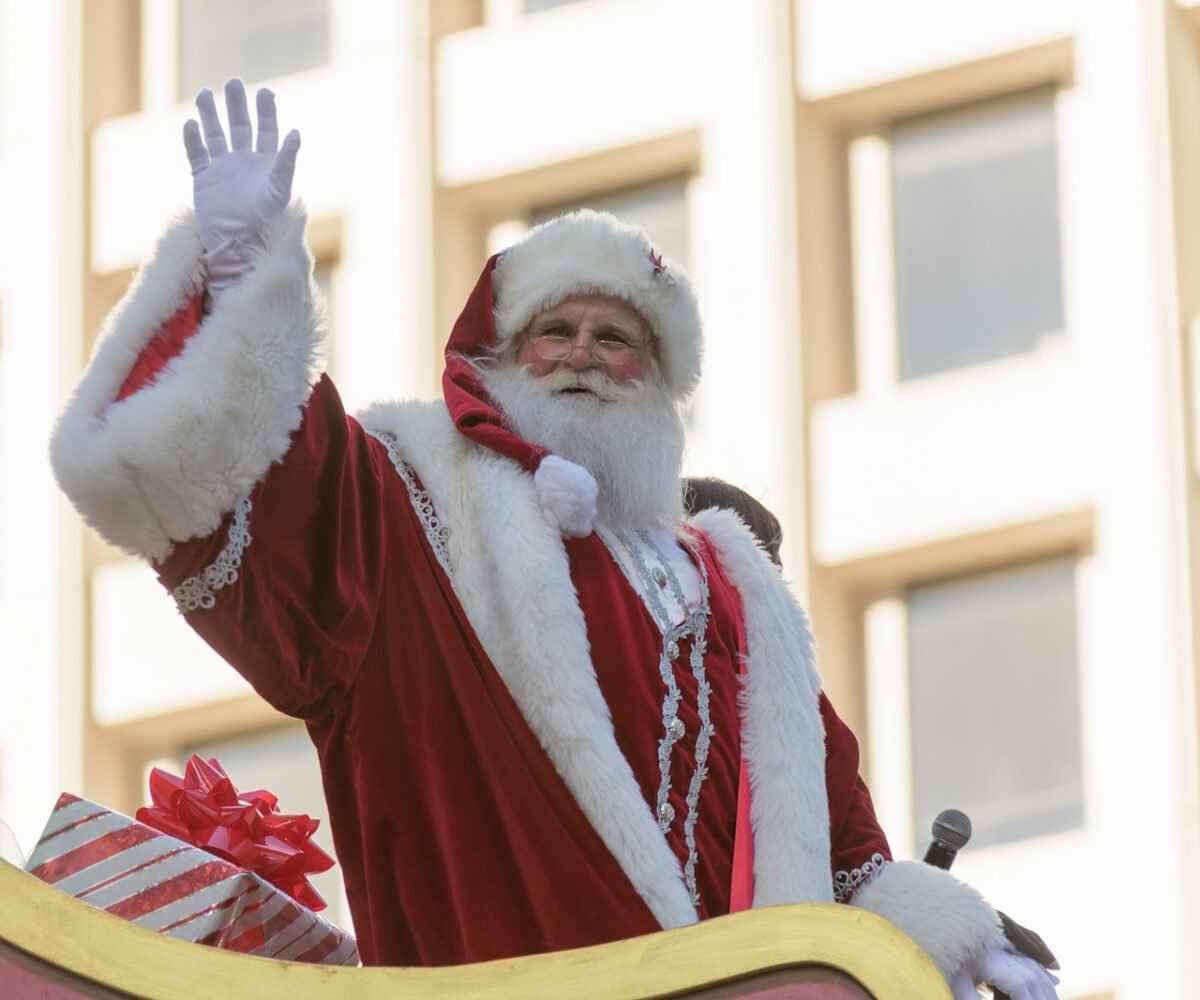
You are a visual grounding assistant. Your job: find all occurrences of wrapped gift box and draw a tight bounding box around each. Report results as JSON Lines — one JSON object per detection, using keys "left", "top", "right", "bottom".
{"left": 25, "top": 792, "right": 358, "bottom": 965}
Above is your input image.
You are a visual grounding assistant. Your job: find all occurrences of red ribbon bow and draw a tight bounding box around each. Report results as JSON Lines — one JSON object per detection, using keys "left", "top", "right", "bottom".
{"left": 136, "top": 755, "right": 335, "bottom": 912}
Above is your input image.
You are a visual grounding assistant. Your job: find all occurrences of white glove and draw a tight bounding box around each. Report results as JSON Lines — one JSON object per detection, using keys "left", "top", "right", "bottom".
{"left": 182, "top": 78, "right": 301, "bottom": 293}
{"left": 949, "top": 946, "right": 1060, "bottom": 1000}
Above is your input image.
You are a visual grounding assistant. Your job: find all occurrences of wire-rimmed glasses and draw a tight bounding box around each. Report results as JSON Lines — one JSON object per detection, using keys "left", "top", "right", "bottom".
{"left": 527, "top": 329, "right": 647, "bottom": 366}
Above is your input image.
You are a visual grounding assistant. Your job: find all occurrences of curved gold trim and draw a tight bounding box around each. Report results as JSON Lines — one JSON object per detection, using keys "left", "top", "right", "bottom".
{"left": 0, "top": 861, "right": 949, "bottom": 999}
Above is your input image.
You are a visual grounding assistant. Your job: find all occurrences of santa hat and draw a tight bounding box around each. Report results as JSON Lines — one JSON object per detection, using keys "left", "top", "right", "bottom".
{"left": 442, "top": 210, "right": 702, "bottom": 534}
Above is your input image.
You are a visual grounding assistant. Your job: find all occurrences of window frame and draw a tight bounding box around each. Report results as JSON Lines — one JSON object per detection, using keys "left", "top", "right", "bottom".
{"left": 140, "top": 0, "right": 333, "bottom": 112}
{"left": 848, "top": 87, "right": 1070, "bottom": 397}
{"left": 865, "top": 553, "right": 1088, "bottom": 860}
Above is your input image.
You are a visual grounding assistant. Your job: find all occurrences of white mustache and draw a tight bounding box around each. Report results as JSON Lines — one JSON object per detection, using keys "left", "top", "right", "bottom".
{"left": 531, "top": 367, "right": 645, "bottom": 403}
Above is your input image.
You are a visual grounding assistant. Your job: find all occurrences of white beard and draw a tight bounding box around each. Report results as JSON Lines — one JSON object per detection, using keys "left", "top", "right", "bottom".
{"left": 481, "top": 365, "right": 687, "bottom": 530}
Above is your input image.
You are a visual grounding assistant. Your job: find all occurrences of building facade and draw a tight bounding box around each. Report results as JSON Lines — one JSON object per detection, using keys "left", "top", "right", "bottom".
{"left": 2, "top": 1, "right": 1199, "bottom": 995}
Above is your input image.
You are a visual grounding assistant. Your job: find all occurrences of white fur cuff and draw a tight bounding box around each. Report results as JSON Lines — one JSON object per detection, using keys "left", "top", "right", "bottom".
{"left": 51, "top": 202, "right": 323, "bottom": 562}
{"left": 850, "top": 860, "right": 1006, "bottom": 983}
{"left": 534, "top": 455, "right": 598, "bottom": 538}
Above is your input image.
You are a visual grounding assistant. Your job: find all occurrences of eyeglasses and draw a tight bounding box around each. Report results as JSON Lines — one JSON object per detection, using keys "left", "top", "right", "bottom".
{"left": 528, "top": 327, "right": 647, "bottom": 366}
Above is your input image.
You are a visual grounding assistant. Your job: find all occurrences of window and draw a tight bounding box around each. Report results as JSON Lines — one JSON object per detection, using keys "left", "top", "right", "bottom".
{"left": 906, "top": 556, "right": 1083, "bottom": 849}
{"left": 891, "top": 90, "right": 1064, "bottom": 381}
{"left": 531, "top": 176, "right": 691, "bottom": 274}
{"left": 177, "top": 0, "right": 330, "bottom": 99}
{"left": 187, "top": 727, "right": 352, "bottom": 933}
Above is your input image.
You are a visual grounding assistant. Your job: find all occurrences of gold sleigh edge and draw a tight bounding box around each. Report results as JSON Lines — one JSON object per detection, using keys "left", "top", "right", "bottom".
{"left": 0, "top": 860, "right": 950, "bottom": 999}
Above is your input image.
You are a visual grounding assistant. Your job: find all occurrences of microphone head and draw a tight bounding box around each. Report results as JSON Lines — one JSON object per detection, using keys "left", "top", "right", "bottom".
{"left": 931, "top": 809, "right": 972, "bottom": 851}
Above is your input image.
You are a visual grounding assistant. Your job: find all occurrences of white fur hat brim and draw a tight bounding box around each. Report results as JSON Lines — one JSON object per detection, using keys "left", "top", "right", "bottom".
{"left": 492, "top": 209, "right": 703, "bottom": 400}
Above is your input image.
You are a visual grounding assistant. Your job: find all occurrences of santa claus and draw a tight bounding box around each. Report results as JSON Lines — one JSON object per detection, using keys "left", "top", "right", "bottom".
{"left": 50, "top": 80, "right": 1058, "bottom": 999}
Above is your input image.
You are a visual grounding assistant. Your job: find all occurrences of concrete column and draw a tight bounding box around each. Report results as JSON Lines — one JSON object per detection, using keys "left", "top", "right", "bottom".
{"left": 687, "top": 0, "right": 806, "bottom": 590}
{"left": 332, "top": 0, "right": 438, "bottom": 410}
{"left": 1064, "top": 1, "right": 1196, "bottom": 994}
{"left": 0, "top": 1, "right": 85, "bottom": 854}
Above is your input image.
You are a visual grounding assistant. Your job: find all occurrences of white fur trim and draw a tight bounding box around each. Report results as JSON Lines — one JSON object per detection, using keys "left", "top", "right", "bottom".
{"left": 850, "top": 860, "right": 1005, "bottom": 983}
{"left": 533, "top": 455, "right": 598, "bottom": 537}
{"left": 357, "top": 401, "right": 698, "bottom": 930}
{"left": 689, "top": 508, "right": 833, "bottom": 906}
{"left": 493, "top": 210, "right": 703, "bottom": 400}
{"left": 51, "top": 203, "right": 322, "bottom": 562}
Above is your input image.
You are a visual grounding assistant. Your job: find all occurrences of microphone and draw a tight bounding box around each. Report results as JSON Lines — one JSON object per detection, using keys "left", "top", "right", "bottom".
{"left": 921, "top": 808, "right": 1060, "bottom": 993}
{"left": 923, "top": 808, "right": 972, "bottom": 870}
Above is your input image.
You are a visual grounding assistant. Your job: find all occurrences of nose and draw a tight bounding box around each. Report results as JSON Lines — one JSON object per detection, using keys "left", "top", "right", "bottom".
{"left": 564, "top": 335, "right": 596, "bottom": 371}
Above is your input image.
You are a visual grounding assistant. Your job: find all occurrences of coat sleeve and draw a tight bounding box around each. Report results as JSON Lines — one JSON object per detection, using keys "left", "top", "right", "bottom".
{"left": 50, "top": 203, "right": 412, "bottom": 719}
{"left": 820, "top": 693, "right": 893, "bottom": 900}
{"left": 150, "top": 376, "right": 394, "bottom": 719}
{"left": 822, "top": 692, "right": 1008, "bottom": 983}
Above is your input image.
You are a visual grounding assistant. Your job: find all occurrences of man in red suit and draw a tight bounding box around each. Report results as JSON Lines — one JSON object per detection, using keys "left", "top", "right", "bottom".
{"left": 51, "top": 80, "right": 1056, "bottom": 999}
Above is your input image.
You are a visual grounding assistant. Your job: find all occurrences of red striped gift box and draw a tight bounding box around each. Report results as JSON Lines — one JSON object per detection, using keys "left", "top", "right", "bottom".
{"left": 25, "top": 793, "right": 359, "bottom": 966}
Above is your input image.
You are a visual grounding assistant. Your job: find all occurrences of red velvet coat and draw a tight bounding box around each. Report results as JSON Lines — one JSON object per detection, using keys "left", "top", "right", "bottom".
{"left": 51, "top": 205, "right": 1004, "bottom": 980}
{"left": 138, "top": 362, "right": 889, "bottom": 965}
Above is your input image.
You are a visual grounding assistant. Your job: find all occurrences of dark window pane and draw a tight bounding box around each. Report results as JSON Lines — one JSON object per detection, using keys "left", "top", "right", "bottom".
{"left": 178, "top": 0, "right": 330, "bottom": 99}
{"left": 907, "top": 557, "right": 1083, "bottom": 849}
{"left": 892, "top": 90, "right": 1065, "bottom": 380}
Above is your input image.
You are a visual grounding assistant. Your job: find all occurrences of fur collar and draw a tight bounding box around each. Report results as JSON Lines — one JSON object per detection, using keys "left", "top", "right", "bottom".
{"left": 690, "top": 508, "right": 832, "bottom": 906}
{"left": 356, "top": 401, "right": 832, "bottom": 924}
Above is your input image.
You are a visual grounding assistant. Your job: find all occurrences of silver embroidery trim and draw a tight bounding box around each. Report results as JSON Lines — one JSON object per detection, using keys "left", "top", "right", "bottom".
{"left": 615, "top": 529, "right": 686, "bottom": 836}
{"left": 679, "top": 617, "right": 713, "bottom": 909}
{"left": 613, "top": 527, "right": 714, "bottom": 909}
{"left": 172, "top": 496, "right": 253, "bottom": 612}
{"left": 833, "top": 851, "right": 888, "bottom": 903}
{"left": 643, "top": 530, "right": 714, "bottom": 910}
{"left": 368, "top": 430, "right": 453, "bottom": 578}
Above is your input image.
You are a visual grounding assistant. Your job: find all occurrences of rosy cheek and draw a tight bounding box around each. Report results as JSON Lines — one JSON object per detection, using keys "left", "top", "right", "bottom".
{"left": 606, "top": 356, "right": 649, "bottom": 383}
{"left": 515, "top": 345, "right": 553, "bottom": 375}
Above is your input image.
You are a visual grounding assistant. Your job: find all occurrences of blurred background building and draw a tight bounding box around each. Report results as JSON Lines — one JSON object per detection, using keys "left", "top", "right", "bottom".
{"left": 2, "top": 0, "right": 1200, "bottom": 995}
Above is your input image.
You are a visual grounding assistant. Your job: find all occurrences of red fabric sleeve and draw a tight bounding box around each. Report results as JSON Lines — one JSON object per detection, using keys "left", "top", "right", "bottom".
{"left": 821, "top": 692, "right": 893, "bottom": 896}
{"left": 154, "top": 375, "right": 392, "bottom": 720}
{"left": 116, "top": 293, "right": 205, "bottom": 400}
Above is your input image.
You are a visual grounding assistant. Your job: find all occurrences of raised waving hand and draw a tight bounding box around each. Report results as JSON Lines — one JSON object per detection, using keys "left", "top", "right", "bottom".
{"left": 183, "top": 78, "right": 301, "bottom": 292}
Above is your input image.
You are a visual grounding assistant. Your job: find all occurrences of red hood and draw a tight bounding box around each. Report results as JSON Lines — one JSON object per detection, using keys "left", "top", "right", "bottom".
{"left": 441, "top": 254, "right": 548, "bottom": 475}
